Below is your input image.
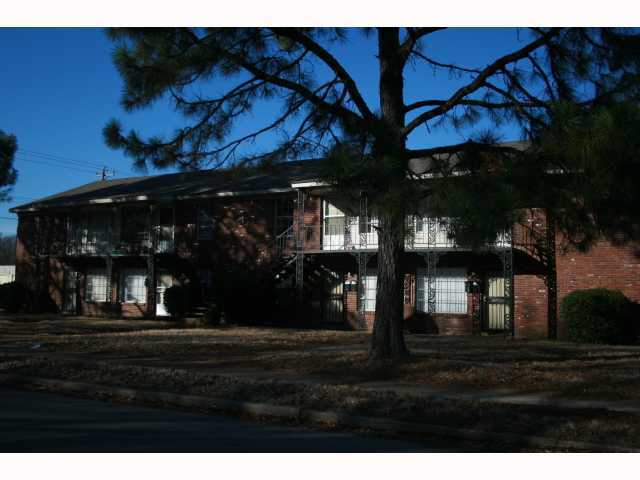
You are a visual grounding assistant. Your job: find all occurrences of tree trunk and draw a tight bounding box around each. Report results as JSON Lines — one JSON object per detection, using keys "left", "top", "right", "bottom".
{"left": 370, "top": 210, "right": 408, "bottom": 360}
{"left": 369, "top": 28, "right": 409, "bottom": 362}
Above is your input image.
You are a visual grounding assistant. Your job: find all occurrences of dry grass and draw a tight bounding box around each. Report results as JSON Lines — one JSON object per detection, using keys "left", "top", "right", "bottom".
{"left": 2, "top": 316, "right": 640, "bottom": 449}
{"left": 2, "top": 317, "right": 640, "bottom": 400}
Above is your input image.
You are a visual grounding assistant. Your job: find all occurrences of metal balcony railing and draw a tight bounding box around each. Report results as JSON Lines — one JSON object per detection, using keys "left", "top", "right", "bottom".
{"left": 319, "top": 215, "right": 511, "bottom": 252}
{"left": 66, "top": 230, "right": 110, "bottom": 256}
{"left": 154, "top": 225, "right": 175, "bottom": 253}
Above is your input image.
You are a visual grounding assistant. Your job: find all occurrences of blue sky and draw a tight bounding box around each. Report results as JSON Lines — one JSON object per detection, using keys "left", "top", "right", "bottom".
{"left": 0, "top": 27, "right": 527, "bottom": 235}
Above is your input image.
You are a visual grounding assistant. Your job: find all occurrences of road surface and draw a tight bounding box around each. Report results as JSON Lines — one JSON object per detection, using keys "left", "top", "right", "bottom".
{"left": 0, "top": 386, "right": 454, "bottom": 452}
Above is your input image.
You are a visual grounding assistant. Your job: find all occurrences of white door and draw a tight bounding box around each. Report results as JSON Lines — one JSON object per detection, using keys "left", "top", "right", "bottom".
{"left": 156, "top": 274, "right": 173, "bottom": 316}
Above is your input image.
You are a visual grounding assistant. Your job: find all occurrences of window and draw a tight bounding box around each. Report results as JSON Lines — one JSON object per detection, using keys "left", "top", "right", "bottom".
{"left": 155, "top": 207, "right": 174, "bottom": 253}
{"left": 84, "top": 211, "right": 110, "bottom": 254}
{"left": 413, "top": 217, "right": 454, "bottom": 247}
{"left": 86, "top": 270, "right": 108, "bottom": 303}
{"left": 198, "top": 207, "right": 216, "bottom": 240}
{"left": 323, "top": 201, "right": 345, "bottom": 236}
{"left": 363, "top": 272, "right": 377, "bottom": 312}
{"left": 122, "top": 209, "right": 150, "bottom": 246}
{"left": 122, "top": 270, "right": 147, "bottom": 303}
{"left": 417, "top": 267, "right": 467, "bottom": 314}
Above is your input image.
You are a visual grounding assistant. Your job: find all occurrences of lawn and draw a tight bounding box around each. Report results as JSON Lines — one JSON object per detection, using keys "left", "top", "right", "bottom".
{"left": 2, "top": 317, "right": 639, "bottom": 400}
{"left": 2, "top": 317, "right": 640, "bottom": 449}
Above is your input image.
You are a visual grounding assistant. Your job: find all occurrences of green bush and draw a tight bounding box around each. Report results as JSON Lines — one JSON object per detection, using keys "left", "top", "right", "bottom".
{"left": 163, "top": 285, "right": 192, "bottom": 320}
{"left": 0, "top": 281, "right": 29, "bottom": 313}
{"left": 561, "top": 288, "right": 635, "bottom": 344}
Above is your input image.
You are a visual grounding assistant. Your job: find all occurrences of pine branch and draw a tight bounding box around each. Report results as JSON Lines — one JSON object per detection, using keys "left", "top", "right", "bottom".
{"left": 402, "top": 28, "right": 560, "bottom": 136}
{"left": 270, "top": 28, "right": 375, "bottom": 123}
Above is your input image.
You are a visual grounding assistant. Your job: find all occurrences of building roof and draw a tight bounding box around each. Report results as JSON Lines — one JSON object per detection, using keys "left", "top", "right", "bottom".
{"left": 11, "top": 159, "right": 326, "bottom": 213}
{"left": 11, "top": 140, "right": 530, "bottom": 213}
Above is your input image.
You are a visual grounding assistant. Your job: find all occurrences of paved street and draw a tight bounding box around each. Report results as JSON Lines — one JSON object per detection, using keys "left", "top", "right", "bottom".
{"left": 0, "top": 386, "right": 449, "bottom": 452}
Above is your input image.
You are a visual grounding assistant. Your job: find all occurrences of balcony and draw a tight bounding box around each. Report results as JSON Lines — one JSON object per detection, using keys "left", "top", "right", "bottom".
{"left": 113, "top": 231, "right": 152, "bottom": 256}
{"left": 274, "top": 215, "right": 511, "bottom": 256}
{"left": 66, "top": 230, "right": 110, "bottom": 256}
{"left": 319, "top": 216, "right": 511, "bottom": 252}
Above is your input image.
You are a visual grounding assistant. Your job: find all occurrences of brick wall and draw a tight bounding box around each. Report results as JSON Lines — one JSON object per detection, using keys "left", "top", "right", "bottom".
{"left": 514, "top": 274, "right": 548, "bottom": 339}
{"left": 290, "top": 194, "right": 322, "bottom": 251}
{"left": 556, "top": 238, "right": 640, "bottom": 338}
{"left": 433, "top": 314, "right": 473, "bottom": 335}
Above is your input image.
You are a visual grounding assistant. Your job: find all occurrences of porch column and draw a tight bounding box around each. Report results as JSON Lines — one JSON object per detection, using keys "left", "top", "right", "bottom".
{"left": 356, "top": 252, "right": 370, "bottom": 329}
{"left": 426, "top": 251, "right": 438, "bottom": 315}
{"left": 295, "top": 189, "right": 305, "bottom": 304}
{"left": 147, "top": 204, "right": 157, "bottom": 317}
{"left": 358, "top": 192, "right": 368, "bottom": 249}
{"left": 545, "top": 213, "right": 558, "bottom": 340}
{"left": 500, "top": 232, "right": 515, "bottom": 337}
{"left": 105, "top": 255, "right": 113, "bottom": 303}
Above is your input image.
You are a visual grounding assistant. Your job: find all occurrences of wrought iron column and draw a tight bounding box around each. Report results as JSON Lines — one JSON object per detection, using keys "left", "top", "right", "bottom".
{"left": 295, "top": 189, "right": 305, "bottom": 303}
{"left": 357, "top": 252, "right": 370, "bottom": 329}
{"left": 425, "top": 217, "right": 440, "bottom": 314}
{"left": 500, "top": 232, "right": 515, "bottom": 337}
{"left": 426, "top": 251, "right": 438, "bottom": 314}
{"left": 343, "top": 210, "right": 352, "bottom": 250}
{"left": 147, "top": 204, "right": 157, "bottom": 317}
{"left": 359, "top": 192, "right": 368, "bottom": 249}
{"left": 545, "top": 213, "right": 558, "bottom": 340}
{"left": 106, "top": 255, "right": 113, "bottom": 304}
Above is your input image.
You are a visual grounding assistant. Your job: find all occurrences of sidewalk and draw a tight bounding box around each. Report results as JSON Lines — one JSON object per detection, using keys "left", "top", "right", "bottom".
{"left": 3, "top": 347, "right": 640, "bottom": 415}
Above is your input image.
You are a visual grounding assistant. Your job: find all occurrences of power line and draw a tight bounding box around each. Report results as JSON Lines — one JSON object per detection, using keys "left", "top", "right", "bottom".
{"left": 15, "top": 155, "right": 101, "bottom": 175}
{"left": 20, "top": 148, "right": 111, "bottom": 170}
{"left": 0, "top": 216, "right": 17, "bottom": 221}
{"left": 20, "top": 148, "right": 136, "bottom": 176}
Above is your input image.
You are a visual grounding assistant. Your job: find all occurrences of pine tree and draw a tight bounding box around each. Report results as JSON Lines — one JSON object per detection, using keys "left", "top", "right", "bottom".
{"left": 0, "top": 130, "right": 18, "bottom": 203}
{"left": 104, "top": 28, "right": 640, "bottom": 361}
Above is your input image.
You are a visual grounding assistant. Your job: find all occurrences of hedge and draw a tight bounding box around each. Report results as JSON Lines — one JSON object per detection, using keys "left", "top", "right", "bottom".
{"left": 561, "top": 288, "right": 636, "bottom": 344}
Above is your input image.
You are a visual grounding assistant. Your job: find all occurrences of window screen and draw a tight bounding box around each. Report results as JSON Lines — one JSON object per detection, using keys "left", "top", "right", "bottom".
{"left": 86, "top": 270, "right": 108, "bottom": 302}
{"left": 417, "top": 268, "right": 467, "bottom": 314}
{"left": 122, "top": 270, "right": 147, "bottom": 303}
{"left": 363, "top": 272, "right": 377, "bottom": 312}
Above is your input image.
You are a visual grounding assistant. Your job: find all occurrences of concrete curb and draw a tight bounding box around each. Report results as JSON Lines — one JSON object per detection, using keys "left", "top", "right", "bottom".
{"left": 0, "top": 373, "right": 637, "bottom": 453}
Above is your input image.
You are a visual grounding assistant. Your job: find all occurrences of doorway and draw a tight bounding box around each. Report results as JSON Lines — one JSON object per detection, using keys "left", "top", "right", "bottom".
{"left": 322, "top": 272, "right": 344, "bottom": 324}
{"left": 484, "top": 275, "right": 508, "bottom": 331}
{"left": 63, "top": 268, "right": 78, "bottom": 314}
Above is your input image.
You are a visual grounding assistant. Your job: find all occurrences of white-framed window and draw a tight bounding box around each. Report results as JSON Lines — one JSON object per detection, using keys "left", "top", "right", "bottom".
{"left": 121, "top": 269, "right": 147, "bottom": 304}
{"left": 363, "top": 271, "right": 377, "bottom": 312}
{"left": 417, "top": 267, "right": 467, "bottom": 314}
{"left": 323, "top": 201, "right": 345, "bottom": 236}
{"left": 86, "top": 269, "right": 108, "bottom": 303}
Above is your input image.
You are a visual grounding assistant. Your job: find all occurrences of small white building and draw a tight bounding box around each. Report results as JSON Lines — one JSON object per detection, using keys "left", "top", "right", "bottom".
{"left": 0, "top": 265, "right": 15, "bottom": 284}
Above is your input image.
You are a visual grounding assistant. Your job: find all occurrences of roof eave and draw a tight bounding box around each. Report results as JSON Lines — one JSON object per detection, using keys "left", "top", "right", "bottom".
{"left": 10, "top": 186, "right": 297, "bottom": 214}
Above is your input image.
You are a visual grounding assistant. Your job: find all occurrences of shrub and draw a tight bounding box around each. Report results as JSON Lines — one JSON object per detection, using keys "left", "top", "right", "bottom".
{"left": 203, "top": 303, "right": 222, "bottom": 325}
{"left": 211, "top": 268, "right": 278, "bottom": 325}
{"left": 561, "top": 288, "right": 635, "bottom": 344}
{"left": 163, "top": 285, "right": 192, "bottom": 320}
{"left": 0, "top": 281, "right": 29, "bottom": 313}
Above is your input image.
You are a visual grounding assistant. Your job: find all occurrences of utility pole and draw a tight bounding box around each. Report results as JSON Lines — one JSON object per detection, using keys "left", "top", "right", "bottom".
{"left": 97, "top": 166, "right": 115, "bottom": 181}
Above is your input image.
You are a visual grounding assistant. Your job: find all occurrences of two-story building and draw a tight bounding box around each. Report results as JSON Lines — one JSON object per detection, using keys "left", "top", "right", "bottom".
{"left": 11, "top": 158, "right": 640, "bottom": 339}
